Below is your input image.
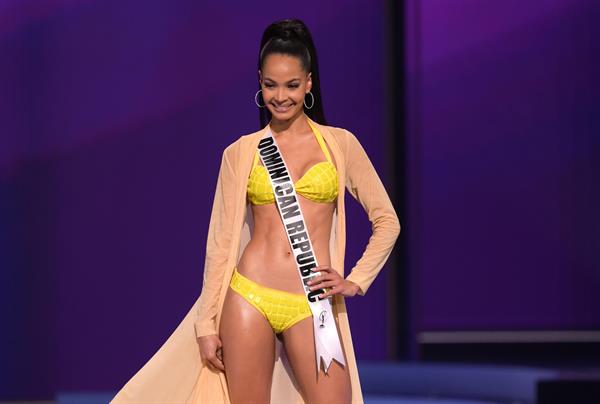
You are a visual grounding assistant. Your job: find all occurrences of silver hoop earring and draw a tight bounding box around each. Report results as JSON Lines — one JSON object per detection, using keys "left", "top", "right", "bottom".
{"left": 303, "top": 91, "right": 315, "bottom": 109}
{"left": 255, "top": 89, "right": 265, "bottom": 108}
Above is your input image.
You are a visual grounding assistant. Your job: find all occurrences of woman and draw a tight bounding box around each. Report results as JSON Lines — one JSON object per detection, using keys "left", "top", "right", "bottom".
{"left": 111, "top": 18, "right": 400, "bottom": 404}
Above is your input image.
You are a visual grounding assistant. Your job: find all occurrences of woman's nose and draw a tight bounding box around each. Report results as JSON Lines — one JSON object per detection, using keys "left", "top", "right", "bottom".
{"left": 275, "top": 88, "right": 286, "bottom": 102}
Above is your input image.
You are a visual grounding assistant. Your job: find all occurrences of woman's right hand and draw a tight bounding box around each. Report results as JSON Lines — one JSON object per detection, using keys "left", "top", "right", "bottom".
{"left": 198, "top": 334, "right": 225, "bottom": 372}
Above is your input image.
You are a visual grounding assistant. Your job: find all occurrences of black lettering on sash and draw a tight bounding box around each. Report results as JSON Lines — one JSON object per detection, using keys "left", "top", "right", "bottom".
{"left": 279, "top": 196, "right": 296, "bottom": 209}
{"left": 302, "top": 274, "right": 318, "bottom": 285}
{"left": 282, "top": 203, "right": 300, "bottom": 219}
{"left": 308, "top": 290, "right": 325, "bottom": 302}
{"left": 290, "top": 231, "right": 308, "bottom": 243}
{"left": 275, "top": 183, "right": 293, "bottom": 197}
{"left": 259, "top": 145, "right": 277, "bottom": 156}
{"left": 286, "top": 220, "right": 305, "bottom": 234}
{"left": 263, "top": 152, "right": 284, "bottom": 167}
{"left": 293, "top": 240, "right": 311, "bottom": 252}
{"left": 300, "top": 263, "right": 316, "bottom": 277}
{"left": 259, "top": 133, "right": 328, "bottom": 305}
{"left": 274, "top": 177, "right": 290, "bottom": 184}
{"left": 268, "top": 166, "right": 288, "bottom": 180}
{"left": 297, "top": 252, "right": 315, "bottom": 265}
{"left": 258, "top": 137, "right": 274, "bottom": 148}
{"left": 266, "top": 161, "right": 285, "bottom": 172}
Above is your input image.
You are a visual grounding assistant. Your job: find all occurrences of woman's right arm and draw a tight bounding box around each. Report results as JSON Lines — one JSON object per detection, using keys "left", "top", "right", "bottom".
{"left": 194, "top": 142, "right": 239, "bottom": 339}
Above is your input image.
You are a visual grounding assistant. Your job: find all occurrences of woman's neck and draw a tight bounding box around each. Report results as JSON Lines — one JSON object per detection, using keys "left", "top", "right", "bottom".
{"left": 269, "top": 112, "right": 311, "bottom": 137}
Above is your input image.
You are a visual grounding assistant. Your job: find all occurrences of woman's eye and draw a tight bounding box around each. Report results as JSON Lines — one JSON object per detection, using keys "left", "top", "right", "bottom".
{"left": 264, "top": 83, "right": 299, "bottom": 89}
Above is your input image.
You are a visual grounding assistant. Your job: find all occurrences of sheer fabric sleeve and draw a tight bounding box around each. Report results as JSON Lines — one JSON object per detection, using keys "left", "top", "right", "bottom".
{"left": 343, "top": 129, "right": 401, "bottom": 296}
{"left": 194, "top": 143, "right": 237, "bottom": 337}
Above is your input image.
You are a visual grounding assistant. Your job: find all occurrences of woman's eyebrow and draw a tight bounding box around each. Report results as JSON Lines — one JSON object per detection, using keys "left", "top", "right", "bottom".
{"left": 264, "top": 77, "right": 301, "bottom": 83}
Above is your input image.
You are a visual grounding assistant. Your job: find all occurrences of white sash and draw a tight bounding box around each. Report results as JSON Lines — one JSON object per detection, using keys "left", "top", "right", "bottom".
{"left": 256, "top": 128, "right": 345, "bottom": 374}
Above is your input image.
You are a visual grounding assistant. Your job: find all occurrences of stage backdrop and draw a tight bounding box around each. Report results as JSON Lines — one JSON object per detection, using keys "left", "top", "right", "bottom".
{"left": 405, "top": 0, "right": 599, "bottom": 343}
{"left": 0, "top": 0, "right": 391, "bottom": 399}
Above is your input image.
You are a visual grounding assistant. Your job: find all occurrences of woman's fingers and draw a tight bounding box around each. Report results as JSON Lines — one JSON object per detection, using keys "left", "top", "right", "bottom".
{"left": 199, "top": 335, "right": 225, "bottom": 372}
{"left": 312, "top": 265, "right": 332, "bottom": 273}
{"left": 307, "top": 267, "right": 358, "bottom": 298}
{"left": 308, "top": 274, "right": 331, "bottom": 285}
{"left": 321, "top": 280, "right": 360, "bottom": 299}
{"left": 308, "top": 266, "right": 341, "bottom": 286}
{"left": 210, "top": 355, "right": 225, "bottom": 371}
{"left": 206, "top": 348, "right": 225, "bottom": 371}
{"left": 310, "top": 280, "right": 339, "bottom": 290}
{"left": 206, "top": 360, "right": 223, "bottom": 372}
{"left": 320, "top": 284, "right": 348, "bottom": 299}
{"left": 319, "top": 288, "right": 335, "bottom": 299}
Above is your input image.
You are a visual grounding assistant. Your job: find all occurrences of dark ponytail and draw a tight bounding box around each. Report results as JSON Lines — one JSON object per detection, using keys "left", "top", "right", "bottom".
{"left": 257, "top": 19, "right": 327, "bottom": 128}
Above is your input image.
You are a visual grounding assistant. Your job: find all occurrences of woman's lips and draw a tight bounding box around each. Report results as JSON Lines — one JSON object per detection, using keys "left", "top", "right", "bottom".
{"left": 272, "top": 104, "right": 293, "bottom": 113}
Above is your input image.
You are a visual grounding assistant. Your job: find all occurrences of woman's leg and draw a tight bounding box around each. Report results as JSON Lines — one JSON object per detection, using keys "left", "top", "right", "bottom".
{"left": 280, "top": 316, "right": 352, "bottom": 403}
{"left": 220, "top": 286, "right": 276, "bottom": 404}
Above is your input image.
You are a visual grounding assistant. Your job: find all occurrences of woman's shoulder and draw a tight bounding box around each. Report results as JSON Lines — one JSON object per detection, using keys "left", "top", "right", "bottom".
{"left": 319, "top": 123, "right": 353, "bottom": 138}
{"left": 219, "top": 127, "right": 264, "bottom": 160}
{"left": 222, "top": 129, "right": 258, "bottom": 149}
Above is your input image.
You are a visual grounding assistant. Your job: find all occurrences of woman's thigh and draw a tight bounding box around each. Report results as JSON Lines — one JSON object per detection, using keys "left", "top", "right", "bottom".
{"left": 280, "top": 317, "right": 352, "bottom": 404}
{"left": 219, "top": 287, "right": 276, "bottom": 403}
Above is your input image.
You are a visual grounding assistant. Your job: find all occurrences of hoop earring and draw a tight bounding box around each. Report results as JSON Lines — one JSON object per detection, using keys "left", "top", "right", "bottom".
{"left": 304, "top": 91, "right": 315, "bottom": 109}
{"left": 255, "top": 89, "right": 265, "bottom": 108}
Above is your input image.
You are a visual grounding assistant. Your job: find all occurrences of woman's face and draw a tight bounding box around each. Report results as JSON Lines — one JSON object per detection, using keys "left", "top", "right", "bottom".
{"left": 259, "top": 53, "right": 312, "bottom": 121}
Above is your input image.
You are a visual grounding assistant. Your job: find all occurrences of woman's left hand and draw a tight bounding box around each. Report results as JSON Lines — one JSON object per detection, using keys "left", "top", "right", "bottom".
{"left": 307, "top": 265, "right": 361, "bottom": 298}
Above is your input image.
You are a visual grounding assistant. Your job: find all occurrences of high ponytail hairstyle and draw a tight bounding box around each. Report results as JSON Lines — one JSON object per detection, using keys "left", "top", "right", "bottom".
{"left": 257, "top": 19, "right": 327, "bottom": 128}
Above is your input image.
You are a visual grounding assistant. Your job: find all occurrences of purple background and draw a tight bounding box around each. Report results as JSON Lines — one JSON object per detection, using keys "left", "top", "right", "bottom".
{"left": 405, "top": 0, "right": 599, "bottom": 334}
{"left": 1, "top": 0, "right": 599, "bottom": 400}
{"left": 0, "top": 0, "right": 389, "bottom": 399}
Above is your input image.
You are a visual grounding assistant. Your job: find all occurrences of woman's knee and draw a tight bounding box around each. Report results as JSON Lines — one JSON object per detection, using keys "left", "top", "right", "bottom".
{"left": 311, "top": 365, "right": 352, "bottom": 403}
{"left": 282, "top": 322, "right": 351, "bottom": 403}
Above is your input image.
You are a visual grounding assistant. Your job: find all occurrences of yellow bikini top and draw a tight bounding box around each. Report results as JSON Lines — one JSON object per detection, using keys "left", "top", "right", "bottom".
{"left": 247, "top": 122, "right": 338, "bottom": 205}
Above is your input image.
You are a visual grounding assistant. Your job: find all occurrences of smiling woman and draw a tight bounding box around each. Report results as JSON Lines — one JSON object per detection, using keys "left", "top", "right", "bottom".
{"left": 111, "top": 18, "right": 400, "bottom": 404}
{"left": 256, "top": 20, "right": 327, "bottom": 128}
{"left": 215, "top": 20, "right": 358, "bottom": 403}
{"left": 259, "top": 53, "right": 309, "bottom": 117}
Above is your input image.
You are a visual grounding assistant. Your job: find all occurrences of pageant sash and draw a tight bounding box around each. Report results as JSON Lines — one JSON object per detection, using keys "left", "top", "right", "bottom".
{"left": 257, "top": 128, "right": 345, "bottom": 374}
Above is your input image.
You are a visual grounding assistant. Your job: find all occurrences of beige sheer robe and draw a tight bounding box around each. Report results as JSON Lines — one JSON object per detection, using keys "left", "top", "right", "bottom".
{"left": 111, "top": 117, "right": 401, "bottom": 403}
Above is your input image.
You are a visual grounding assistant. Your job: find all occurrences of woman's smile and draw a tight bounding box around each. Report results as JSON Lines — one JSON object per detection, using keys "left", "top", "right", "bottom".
{"left": 272, "top": 103, "right": 294, "bottom": 113}
{"left": 259, "top": 53, "right": 312, "bottom": 123}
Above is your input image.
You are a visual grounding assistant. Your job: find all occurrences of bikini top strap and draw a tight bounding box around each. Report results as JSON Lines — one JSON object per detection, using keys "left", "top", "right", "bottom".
{"left": 255, "top": 122, "right": 331, "bottom": 166}
{"left": 253, "top": 150, "right": 260, "bottom": 168}
{"left": 308, "top": 121, "right": 332, "bottom": 163}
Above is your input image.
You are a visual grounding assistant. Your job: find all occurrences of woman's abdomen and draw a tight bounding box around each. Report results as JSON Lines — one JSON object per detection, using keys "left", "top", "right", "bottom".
{"left": 236, "top": 208, "right": 333, "bottom": 294}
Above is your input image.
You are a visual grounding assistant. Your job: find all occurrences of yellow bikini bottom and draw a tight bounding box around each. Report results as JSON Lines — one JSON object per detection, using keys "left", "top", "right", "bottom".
{"left": 229, "top": 267, "right": 313, "bottom": 334}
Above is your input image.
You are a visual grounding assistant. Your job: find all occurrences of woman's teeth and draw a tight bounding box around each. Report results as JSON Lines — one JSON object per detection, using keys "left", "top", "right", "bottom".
{"left": 274, "top": 104, "right": 292, "bottom": 112}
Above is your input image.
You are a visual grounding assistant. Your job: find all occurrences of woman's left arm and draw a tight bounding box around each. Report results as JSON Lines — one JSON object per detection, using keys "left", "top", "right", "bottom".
{"left": 341, "top": 129, "right": 401, "bottom": 296}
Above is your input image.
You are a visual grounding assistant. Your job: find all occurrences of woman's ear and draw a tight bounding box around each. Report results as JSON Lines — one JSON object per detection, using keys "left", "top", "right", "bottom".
{"left": 307, "top": 72, "right": 313, "bottom": 92}
{"left": 258, "top": 70, "right": 263, "bottom": 85}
